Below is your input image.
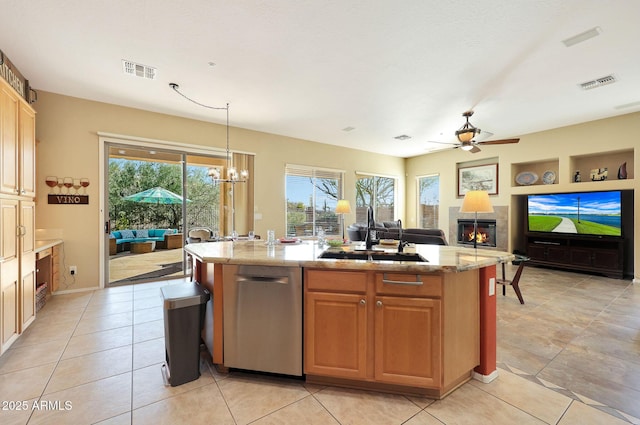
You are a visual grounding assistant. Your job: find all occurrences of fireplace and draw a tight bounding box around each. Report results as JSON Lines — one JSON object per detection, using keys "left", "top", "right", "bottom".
{"left": 457, "top": 219, "right": 497, "bottom": 247}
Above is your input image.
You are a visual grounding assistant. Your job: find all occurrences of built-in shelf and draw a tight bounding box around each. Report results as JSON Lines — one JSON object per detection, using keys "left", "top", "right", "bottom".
{"left": 511, "top": 149, "right": 634, "bottom": 191}
{"left": 511, "top": 158, "right": 559, "bottom": 188}
{"left": 570, "top": 149, "right": 634, "bottom": 183}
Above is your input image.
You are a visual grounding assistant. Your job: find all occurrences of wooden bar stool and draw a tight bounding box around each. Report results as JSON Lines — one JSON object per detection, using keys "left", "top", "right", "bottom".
{"left": 496, "top": 255, "right": 528, "bottom": 304}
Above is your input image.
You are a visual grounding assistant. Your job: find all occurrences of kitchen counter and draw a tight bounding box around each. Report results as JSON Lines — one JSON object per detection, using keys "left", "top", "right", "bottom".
{"left": 184, "top": 240, "right": 513, "bottom": 272}
{"left": 185, "top": 240, "right": 513, "bottom": 397}
{"left": 35, "top": 238, "right": 63, "bottom": 253}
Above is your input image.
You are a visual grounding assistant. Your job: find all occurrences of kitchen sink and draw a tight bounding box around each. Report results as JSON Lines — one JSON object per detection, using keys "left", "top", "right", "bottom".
{"left": 319, "top": 250, "right": 428, "bottom": 262}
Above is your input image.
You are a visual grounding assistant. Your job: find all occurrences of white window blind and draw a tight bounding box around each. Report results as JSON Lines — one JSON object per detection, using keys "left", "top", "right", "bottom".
{"left": 285, "top": 165, "right": 343, "bottom": 237}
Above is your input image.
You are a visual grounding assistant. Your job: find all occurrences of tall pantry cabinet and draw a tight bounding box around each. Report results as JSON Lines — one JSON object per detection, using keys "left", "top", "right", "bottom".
{"left": 0, "top": 78, "right": 36, "bottom": 355}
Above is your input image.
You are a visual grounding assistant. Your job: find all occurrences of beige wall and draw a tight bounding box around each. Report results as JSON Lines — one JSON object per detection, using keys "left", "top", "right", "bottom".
{"left": 34, "top": 91, "right": 638, "bottom": 290}
{"left": 405, "top": 112, "right": 639, "bottom": 280}
{"left": 34, "top": 91, "right": 405, "bottom": 290}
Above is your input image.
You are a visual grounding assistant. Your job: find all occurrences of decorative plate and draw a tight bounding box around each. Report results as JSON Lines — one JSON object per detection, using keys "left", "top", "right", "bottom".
{"left": 278, "top": 238, "right": 300, "bottom": 244}
{"left": 542, "top": 170, "right": 556, "bottom": 184}
{"left": 515, "top": 171, "right": 539, "bottom": 185}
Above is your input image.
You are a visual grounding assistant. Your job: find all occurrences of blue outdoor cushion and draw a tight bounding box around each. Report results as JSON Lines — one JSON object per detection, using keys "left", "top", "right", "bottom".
{"left": 136, "top": 229, "right": 149, "bottom": 238}
{"left": 111, "top": 231, "right": 122, "bottom": 239}
{"left": 120, "top": 229, "right": 135, "bottom": 239}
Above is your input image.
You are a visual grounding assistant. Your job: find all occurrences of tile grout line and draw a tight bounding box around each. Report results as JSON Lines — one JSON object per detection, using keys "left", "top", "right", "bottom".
{"left": 23, "top": 289, "right": 97, "bottom": 424}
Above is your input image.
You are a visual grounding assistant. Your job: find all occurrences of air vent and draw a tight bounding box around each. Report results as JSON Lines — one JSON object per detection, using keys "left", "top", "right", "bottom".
{"left": 122, "top": 60, "right": 157, "bottom": 80}
{"left": 579, "top": 75, "right": 616, "bottom": 90}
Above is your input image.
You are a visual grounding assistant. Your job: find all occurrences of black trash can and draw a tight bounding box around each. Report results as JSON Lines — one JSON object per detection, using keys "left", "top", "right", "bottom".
{"left": 160, "top": 282, "right": 210, "bottom": 387}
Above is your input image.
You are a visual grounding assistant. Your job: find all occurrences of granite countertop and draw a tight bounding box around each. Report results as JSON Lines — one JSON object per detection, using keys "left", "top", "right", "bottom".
{"left": 184, "top": 240, "right": 514, "bottom": 272}
{"left": 35, "top": 239, "right": 63, "bottom": 253}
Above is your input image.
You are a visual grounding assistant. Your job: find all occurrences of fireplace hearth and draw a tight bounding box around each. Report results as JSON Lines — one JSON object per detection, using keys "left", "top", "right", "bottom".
{"left": 457, "top": 219, "right": 497, "bottom": 247}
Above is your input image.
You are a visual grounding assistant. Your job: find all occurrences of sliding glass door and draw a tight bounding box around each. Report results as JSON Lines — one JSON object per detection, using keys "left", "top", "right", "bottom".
{"left": 104, "top": 142, "right": 254, "bottom": 286}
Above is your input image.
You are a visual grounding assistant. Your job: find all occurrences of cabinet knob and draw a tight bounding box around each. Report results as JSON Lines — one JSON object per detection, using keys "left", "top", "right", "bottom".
{"left": 376, "top": 300, "right": 382, "bottom": 307}
{"left": 359, "top": 299, "right": 366, "bottom": 305}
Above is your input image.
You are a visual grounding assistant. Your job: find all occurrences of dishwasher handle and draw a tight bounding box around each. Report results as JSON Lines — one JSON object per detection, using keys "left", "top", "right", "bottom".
{"left": 236, "top": 275, "right": 289, "bottom": 284}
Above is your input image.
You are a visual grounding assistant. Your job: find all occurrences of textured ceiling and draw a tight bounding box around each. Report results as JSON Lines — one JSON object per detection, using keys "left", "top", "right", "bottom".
{"left": 2, "top": 0, "right": 639, "bottom": 157}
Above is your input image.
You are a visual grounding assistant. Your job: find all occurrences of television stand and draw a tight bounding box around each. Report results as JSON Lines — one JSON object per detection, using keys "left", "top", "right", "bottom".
{"left": 526, "top": 234, "right": 623, "bottom": 279}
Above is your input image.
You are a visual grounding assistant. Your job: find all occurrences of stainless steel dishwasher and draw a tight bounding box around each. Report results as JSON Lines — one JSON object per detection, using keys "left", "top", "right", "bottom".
{"left": 222, "top": 264, "right": 302, "bottom": 376}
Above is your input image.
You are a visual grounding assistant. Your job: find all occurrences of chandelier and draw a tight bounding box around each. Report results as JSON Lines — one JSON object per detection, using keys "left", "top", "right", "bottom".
{"left": 169, "top": 83, "right": 248, "bottom": 184}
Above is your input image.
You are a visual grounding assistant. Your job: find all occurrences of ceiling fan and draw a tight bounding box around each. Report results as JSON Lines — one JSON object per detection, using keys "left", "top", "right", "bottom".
{"left": 432, "top": 111, "right": 520, "bottom": 153}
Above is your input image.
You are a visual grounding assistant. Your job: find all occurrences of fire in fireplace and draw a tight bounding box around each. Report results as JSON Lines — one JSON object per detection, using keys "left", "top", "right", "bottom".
{"left": 457, "top": 219, "right": 497, "bottom": 247}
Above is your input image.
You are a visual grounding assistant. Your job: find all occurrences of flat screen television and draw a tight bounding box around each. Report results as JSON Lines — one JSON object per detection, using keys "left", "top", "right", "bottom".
{"left": 527, "top": 190, "right": 622, "bottom": 237}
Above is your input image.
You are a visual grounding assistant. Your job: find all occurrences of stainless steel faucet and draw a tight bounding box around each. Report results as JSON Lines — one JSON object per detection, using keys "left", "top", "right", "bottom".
{"left": 397, "top": 219, "right": 405, "bottom": 252}
{"left": 365, "top": 206, "right": 374, "bottom": 249}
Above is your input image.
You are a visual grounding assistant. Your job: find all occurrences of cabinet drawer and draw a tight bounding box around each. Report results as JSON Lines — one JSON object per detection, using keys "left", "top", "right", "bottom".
{"left": 36, "top": 248, "right": 52, "bottom": 260}
{"left": 375, "top": 273, "right": 442, "bottom": 297}
{"left": 305, "top": 269, "right": 367, "bottom": 293}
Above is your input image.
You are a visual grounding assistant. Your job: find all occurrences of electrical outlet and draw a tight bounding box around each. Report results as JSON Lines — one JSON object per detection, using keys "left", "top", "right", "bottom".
{"left": 70, "top": 266, "right": 77, "bottom": 275}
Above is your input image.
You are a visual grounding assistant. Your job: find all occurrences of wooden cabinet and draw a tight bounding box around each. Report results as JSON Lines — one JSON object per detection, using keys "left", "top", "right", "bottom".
{"left": 0, "top": 79, "right": 35, "bottom": 198}
{"left": 304, "top": 268, "right": 478, "bottom": 396}
{"left": 51, "top": 244, "right": 61, "bottom": 292}
{"left": 527, "top": 234, "right": 623, "bottom": 278}
{"left": 18, "top": 103, "right": 36, "bottom": 198}
{"left": 305, "top": 290, "right": 367, "bottom": 379}
{"left": 374, "top": 295, "right": 441, "bottom": 387}
{"left": 0, "top": 78, "right": 37, "bottom": 355}
{"left": 0, "top": 83, "right": 19, "bottom": 196}
{"left": 1, "top": 198, "right": 19, "bottom": 354}
{"left": 20, "top": 201, "right": 36, "bottom": 330}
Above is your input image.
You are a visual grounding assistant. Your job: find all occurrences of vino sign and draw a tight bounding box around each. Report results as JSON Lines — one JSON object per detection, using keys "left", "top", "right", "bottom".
{"left": 48, "top": 194, "right": 89, "bottom": 205}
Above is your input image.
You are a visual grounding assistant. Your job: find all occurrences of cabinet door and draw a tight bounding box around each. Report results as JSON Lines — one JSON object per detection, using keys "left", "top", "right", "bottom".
{"left": 569, "top": 247, "right": 592, "bottom": 267}
{"left": 19, "top": 104, "right": 36, "bottom": 198}
{"left": 0, "top": 84, "right": 19, "bottom": 195}
{"left": 547, "top": 245, "right": 569, "bottom": 263}
{"left": 304, "top": 291, "right": 367, "bottom": 379}
{"left": 374, "top": 296, "right": 441, "bottom": 388}
{"left": 20, "top": 201, "right": 36, "bottom": 329}
{"left": 592, "top": 249, "right": 620, "bottom": 269}
{"left": 0, "top": 198, "right": 20, "bottom": 353}
{"left": 527, "top": 244, "right": 547, "bottom": 261}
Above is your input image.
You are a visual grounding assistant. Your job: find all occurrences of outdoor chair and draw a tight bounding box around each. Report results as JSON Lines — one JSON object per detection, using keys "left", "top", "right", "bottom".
{"left": 187, "top": 227, "right": 214, "bottom": 243}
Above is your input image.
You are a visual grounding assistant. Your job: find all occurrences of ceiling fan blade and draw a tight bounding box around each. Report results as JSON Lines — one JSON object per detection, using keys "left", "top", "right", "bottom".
{"left": 477, "top": 138, "right": 520, "bottom": 145}
{"left": 469, "top": 145, "right": 481, "bottom": 153}
{"left": 428, "top": 140, "right": 458, "bottom": 146}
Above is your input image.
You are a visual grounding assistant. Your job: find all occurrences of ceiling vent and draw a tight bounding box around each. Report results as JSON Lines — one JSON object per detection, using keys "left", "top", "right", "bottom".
{"left": 579, "top": 75, "right": 616, "bottom": 90}
{"left": 394, "top": 134, "right": 411, "bottom": 141}
{"left": 122, "top": 60, "right": 157, "bottom": 80}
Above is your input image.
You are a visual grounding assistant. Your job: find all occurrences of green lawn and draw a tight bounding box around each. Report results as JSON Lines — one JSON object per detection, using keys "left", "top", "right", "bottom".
{"left": 529, "top": 215, "right": 620, "bottom": 235}
{"left": 572, "top": 219, "right": 621, "bottom": 236}
{"left": 528, "top": 216, "right": 562, "bottom": 232}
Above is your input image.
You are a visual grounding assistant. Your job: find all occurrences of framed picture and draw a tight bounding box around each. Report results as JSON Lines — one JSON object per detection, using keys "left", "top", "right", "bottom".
{"left": 458, "top": 163, "right": 498, "bottom": 196}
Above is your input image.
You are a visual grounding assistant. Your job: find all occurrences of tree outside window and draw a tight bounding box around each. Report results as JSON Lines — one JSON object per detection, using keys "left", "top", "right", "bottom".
{"left": 285, "top": 166, "right": 342, "bottom": 237}
{"left": 355, "top": 175, "right": 396, "bottom": 223}
{"left": 418, "top": 174, "right": 439, "bottom": 228}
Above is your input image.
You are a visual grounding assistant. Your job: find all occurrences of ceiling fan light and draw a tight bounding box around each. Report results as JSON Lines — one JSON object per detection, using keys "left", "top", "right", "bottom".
{"left": 460, "top": 143, "right": 474, "bottom": 151}
{"left": 456, "top": 129, "right": 476, "bottom": 143}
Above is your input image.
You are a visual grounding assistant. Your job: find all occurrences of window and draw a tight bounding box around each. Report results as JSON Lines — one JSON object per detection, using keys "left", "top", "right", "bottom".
{"left": 418, "top": 174, "right": 440, "bottom": 228}
{"left": 285, "top": 165, "right": 343, "bottom": 237}
{"left": 355, "top": 174, "right": 396, "bottom": 223}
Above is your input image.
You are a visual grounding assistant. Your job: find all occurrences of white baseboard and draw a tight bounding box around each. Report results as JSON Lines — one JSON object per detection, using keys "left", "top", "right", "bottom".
{"left": 472, "top": 369, "right": 499, "bottom": 383}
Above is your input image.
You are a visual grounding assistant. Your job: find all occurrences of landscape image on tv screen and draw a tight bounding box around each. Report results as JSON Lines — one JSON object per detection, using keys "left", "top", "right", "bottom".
{"left": 528, "top": 191, "right": 622, "bottom": 237}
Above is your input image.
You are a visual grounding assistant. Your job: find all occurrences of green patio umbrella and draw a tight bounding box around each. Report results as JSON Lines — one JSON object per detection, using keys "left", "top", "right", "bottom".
{"left": 123, "top": 187, "right": 189, "bottom": 204}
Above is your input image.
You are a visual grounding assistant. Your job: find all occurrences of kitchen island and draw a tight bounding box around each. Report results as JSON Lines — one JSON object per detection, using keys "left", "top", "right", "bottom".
{"left": 184, "top": 240, "right": 513, "bottom": 398}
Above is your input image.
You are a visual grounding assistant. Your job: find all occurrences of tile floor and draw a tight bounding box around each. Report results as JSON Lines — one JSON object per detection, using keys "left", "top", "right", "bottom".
{"left": 0, "top": 265, "right": 638, "bottom": 424}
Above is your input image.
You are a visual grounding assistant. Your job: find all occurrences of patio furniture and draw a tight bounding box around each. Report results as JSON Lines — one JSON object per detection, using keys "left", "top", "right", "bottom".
{"left": 110, "top": 229, "right": 180, "bottom": 252}
{"left": 187, "top": 228, "right": 215, "bottom": 243}
{"left": 131, "top": 241, "right": 156, "bottom": 254}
